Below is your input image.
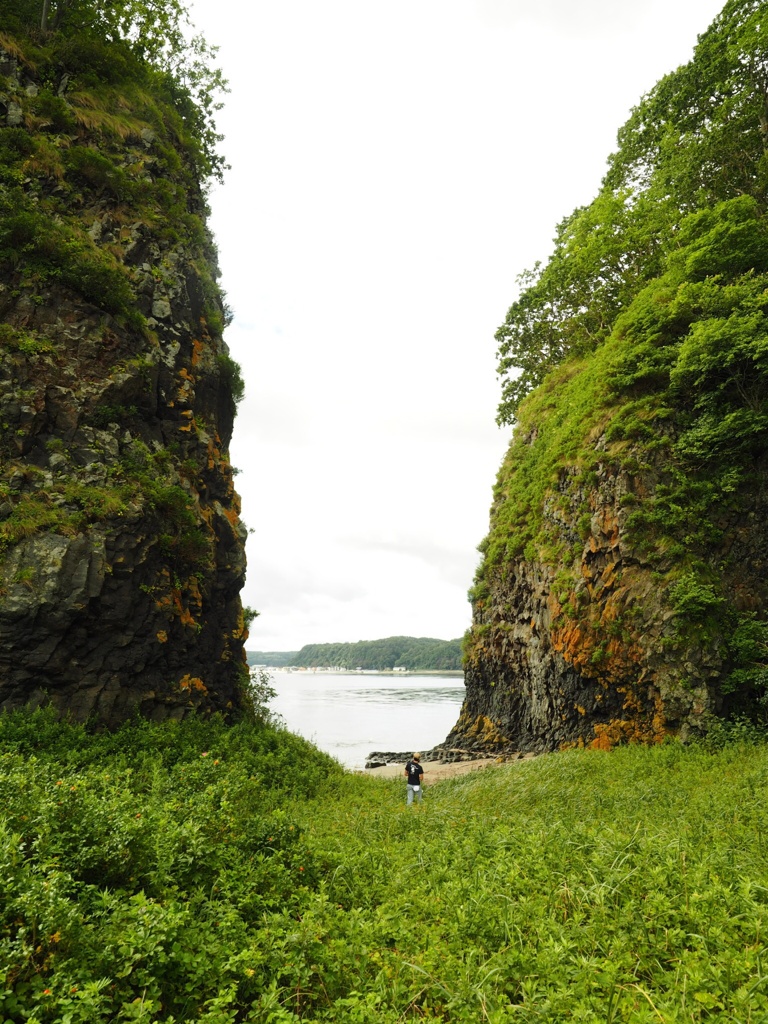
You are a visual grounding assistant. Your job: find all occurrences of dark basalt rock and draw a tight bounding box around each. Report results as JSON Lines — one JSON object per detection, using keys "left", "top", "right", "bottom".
{"left": 0, "top": 45, "right": 248, "bottom": 725}
{"left": 449, "top": 440, "right": 768, "bottom": 754}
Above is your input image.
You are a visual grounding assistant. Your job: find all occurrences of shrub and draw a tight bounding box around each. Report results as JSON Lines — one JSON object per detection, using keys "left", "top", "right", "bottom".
{"left": 65, "top": 145, "right": 131, "bottom": 198}
{"left": 217, "top": 351, "right": 245, "bottom": 408}
{"left": 0, "top": 209, "right": 143, "bottom": 327}
{"left": 33, "top": 89, "right": 77, "bottom": 132}
{"left": 668, "top": 572, "right": 725, "bottom": 620}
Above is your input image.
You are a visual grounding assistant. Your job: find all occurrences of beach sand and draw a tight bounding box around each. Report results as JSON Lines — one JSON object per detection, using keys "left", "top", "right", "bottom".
{"left": 363, "top": 756, "right": 500, "bottom": 782}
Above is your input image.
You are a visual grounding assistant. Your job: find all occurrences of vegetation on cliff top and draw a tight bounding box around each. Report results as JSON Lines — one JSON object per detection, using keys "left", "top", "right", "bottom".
{"left": 495, "top": 0, "right": 768, "bottom": 424}
{"left": 0, "top": 0, "right": 227, "bottom": 182}
{"left": 0, "top": 4, "right": 228, "bottom": 328}
{"left": 4, "top": 708, "right": 768, "bottom": 1022}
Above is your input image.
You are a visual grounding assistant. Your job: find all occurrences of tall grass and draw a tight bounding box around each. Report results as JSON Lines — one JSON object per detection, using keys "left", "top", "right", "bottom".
{"left": 2, "top": 710, "right": 768, "bottom": 1022}
{"left": 293, "top": 741, "right": 768, "bottom": 1022}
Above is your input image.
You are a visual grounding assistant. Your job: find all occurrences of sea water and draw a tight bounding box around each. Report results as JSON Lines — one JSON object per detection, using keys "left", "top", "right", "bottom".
{"left": 266, "top": 670, "right": 465, "bottom": 770}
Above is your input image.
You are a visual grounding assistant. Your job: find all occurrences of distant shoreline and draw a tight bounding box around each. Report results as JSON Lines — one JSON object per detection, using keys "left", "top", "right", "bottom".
{"left": 258, "top": 667, "right": 465, "bottom": 676}
{"left": 246, "top": 638, "right": 463, "bottom": 672}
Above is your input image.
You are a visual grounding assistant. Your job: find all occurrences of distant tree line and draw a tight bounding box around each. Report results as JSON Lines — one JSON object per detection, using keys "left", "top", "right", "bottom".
{"left": 293, "top": 636, "right": 462, "bottom": 671}
{"left": 248, "top": 637, "right": 463, "bottom": 671}
{"left": 246, "top": 651, "right": 297, "bottom": 668}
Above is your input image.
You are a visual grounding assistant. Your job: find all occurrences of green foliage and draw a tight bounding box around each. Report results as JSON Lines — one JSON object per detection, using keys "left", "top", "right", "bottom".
{"left": 90, "top": 403, "right": 139, "bottom": 428}
{"left": 33, "top": 87, "right": 77, "bottom": 131}
{"left": 474, "top": 170, "right": 768, "bottom": 720}
{"left": 241, "top": 605, "right": 260, "bottom": 640}
{"left": 496, "top": 2, "right": 768, "bottom": 423}
{"left": 668, "top": 573, "right": 725, "bottom": 620}
{"left": 6, "top": 712, "right": 768, "bottom": 1021}
{"left": 722, "top": 615, "right": 768, "bottom": 706}
{"left": 0, "top": 481, "right": 138, "bottom": 548}
{"left": 49, "top": 30, "right": 140, "bottom": 86}
{"left": 64, "top": 145, "right": 132, "bottom": 198}
{"left": 475, "top": 353, "right": 605, "bottom": 577}
{"left": 477, "top": 194, "right": 768, "bottom": 660}
{"left": 246, "top": 667, "right": 279, "bottom": 725}
{"left": 0, "top": 127, "right": 35, "bottom": 163}
{"left": 0, "top": 323, "right": 54, "bottom": 354}
{"left": 157, "top": 31, "right": 230, "bottom": 184}
{"left": 495, "top": 192, "right": 665, "bottom": 421}
{"left": 729, "top": 615, "right": 768, "bottom": 668}
{"left": 145, "top": 481, "right": 211, "bottom": 571}
{"left": 0, "top": 0, "right": 228, "bottom": 182}
{"left": 290, "top": 636, "right": 464, "bottom": 671}
{"left": 216, "top": 352, "right": 244, "bottom": 406}
{"left": 0, "top": 442, "right": 212, "bottom": 566}
{"left": 0, "top": 204, "right": 143, "bottom": 327}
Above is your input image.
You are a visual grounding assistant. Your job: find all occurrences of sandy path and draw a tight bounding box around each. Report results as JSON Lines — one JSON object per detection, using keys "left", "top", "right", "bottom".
{"left": 363, "top": 757, "right": 500, "bottom": 783}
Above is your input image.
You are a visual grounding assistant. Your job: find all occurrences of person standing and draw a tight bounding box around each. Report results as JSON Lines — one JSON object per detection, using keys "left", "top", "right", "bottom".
{"left": 404, "top": 752, "right": 424, "bottom": 805}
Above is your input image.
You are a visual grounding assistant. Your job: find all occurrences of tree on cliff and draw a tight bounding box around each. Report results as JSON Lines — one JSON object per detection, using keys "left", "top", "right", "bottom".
{"left": 38, "top": 0, "right": 187, "bottom": 47}
{"left": 495, "top": 0, "right": 768, "bottom": 424}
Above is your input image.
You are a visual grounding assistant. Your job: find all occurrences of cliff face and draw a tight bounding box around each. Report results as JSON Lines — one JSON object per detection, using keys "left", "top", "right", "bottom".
{"left": 449, "top": 197, "right": 768, "bottom": 754}
{"left": 0, "top": 37, "right": 248, "bottom": 724}
{"left": 450, "top": 448, "right": 767, "bottom": 755}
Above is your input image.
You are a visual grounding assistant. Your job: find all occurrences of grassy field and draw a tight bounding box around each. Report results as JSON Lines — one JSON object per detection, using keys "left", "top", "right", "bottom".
{"left": 2, "top": 710, "right": 768, "bottom": 1022}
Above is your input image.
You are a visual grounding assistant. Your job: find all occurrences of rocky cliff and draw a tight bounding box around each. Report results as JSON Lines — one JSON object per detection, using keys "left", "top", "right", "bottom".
{"left": 0, "top": 32, "right": 248, "bottom": 724}
{"left": 449, "top": 420, "right": 768, "bottom": 754}
{"left": 448, "top": 3, "right": 768, "bottom": 753}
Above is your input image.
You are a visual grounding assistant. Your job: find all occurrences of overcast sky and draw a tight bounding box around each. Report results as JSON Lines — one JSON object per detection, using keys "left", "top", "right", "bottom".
{"left": 189, "top": 0, "right": 724, "bottom": 652}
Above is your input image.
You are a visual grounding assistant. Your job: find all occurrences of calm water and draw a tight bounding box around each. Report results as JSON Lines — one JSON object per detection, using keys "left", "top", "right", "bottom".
{"left": 267, "top": 670, "right": 465, "bottom": 770}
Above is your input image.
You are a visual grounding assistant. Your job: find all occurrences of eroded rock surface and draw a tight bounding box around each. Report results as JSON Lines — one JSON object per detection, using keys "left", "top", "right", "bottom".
{"left": 0, "top": 44, "right": 248, "bottom": 724}
{"left": 449, "top": 428, "right": 767, "bottom": 753}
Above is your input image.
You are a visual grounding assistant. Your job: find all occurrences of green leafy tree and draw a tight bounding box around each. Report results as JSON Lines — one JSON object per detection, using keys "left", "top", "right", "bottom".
{"left": 496, "top": 0, "right": 768, "bottom": 424}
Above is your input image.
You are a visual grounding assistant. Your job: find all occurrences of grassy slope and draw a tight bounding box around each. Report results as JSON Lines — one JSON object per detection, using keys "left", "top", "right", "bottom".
{"left": 3, "top": 712, "right": 768, "bottom": 1022}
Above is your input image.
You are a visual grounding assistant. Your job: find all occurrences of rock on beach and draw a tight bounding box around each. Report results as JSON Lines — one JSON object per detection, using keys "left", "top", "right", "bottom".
{"left": 363, "top": 748, "right": 537, "bottom": 782}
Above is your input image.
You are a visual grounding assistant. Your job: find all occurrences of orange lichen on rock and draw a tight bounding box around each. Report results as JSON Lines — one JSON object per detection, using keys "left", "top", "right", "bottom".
{"left": 223, "top": 506, "right": 240, "bottom": 528}
{"left": 452, "top": 710, "right": 510, "bottom": 749}
{"left": 590, "top": 508, "right": 620, "bottom": 549}
{"left": 588, "top": 688, "right": 666, "bottom": 750}
{"left": 552, "top": 591, "right": 643, "bottom": 689}
{"left": 179, "top": 674, "right": 207, "bottom": 693}
{"left": 172, "top": 582, "right": 201, "bottom": 628}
